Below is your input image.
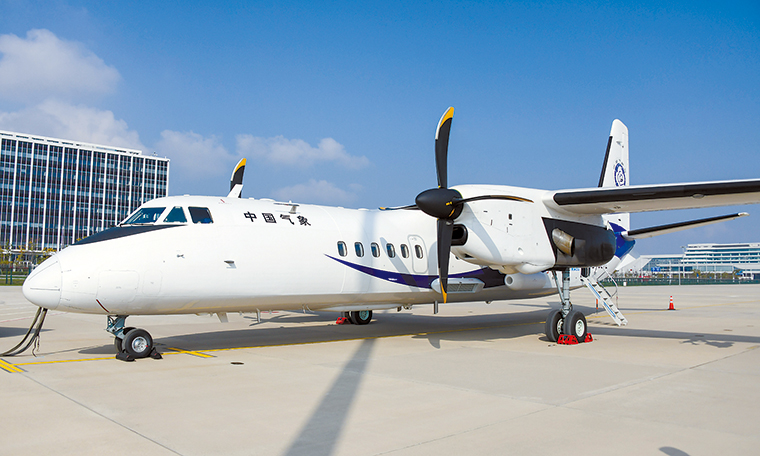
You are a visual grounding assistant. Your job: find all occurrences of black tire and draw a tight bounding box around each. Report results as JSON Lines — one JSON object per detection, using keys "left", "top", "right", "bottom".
{"left": 563, "top": 311, "right": 588, "bottom": 341}
{"left": 123, "top": 328, "right": 153, "bottom": 358}
{"left": 350, "top": 310, "right": 372, "bottom": 325}
{"left": 545, "top": 310, "right": 563, "bottom": 342}
{"left": 113, "top": 327, "right": 134, "bottom": 353}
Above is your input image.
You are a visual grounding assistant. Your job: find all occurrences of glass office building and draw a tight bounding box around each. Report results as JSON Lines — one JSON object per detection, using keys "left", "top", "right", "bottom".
{"left": 1, "top": 130, "right": 169, "bottom": 252}
{"left": 639, "top": 243, "right": 760, "bottom": 279}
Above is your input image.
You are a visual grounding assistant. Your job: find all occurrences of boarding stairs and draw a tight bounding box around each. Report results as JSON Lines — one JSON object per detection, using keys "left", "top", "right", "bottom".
{"left": 581, "top": 271, "right": 627, "bottom": 326}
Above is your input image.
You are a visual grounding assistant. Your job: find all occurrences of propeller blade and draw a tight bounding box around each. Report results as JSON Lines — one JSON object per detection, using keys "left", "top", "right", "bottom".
{"left": 435, "top": 107, "right": 454, "bottom": 189}
{"left": 437, "top": 218, "right": 454, "bottom": 303}
{"left": 378, "top": 204, "right": 419, "bottom": 211}
{"left": 456, "top": 194, "right": 534, "bottom": 204}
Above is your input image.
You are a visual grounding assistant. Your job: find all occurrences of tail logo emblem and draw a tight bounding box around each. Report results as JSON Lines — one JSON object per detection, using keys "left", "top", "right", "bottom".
{"left": 614, "top": 162, "right": 626, "bottom": 186}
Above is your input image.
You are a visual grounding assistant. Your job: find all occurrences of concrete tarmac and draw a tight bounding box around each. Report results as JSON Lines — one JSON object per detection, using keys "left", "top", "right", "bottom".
{"left": 1, "top": 284, "right": 759, "bottom": 455}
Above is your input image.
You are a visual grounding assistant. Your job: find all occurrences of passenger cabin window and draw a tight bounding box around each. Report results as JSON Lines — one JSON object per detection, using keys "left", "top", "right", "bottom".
{"left": 386, "top": 243, "right": 396, "bottom": 258}
{"left": 337, "top": 241, "right": 347, "bottom": 257}
{"left": 355, "top": 242, "right": 364, "bottom": 257}
{"left": 163, "top": 206, "right": 187, "bottom": 223}
{"left": 189, "top": 207, "right": 213, "bottom": 224}
{"left": 371, "top": 242, "right": 380, "bottom": 258}
{"left": 415, "top": 245, "right": 424, "bottom": 259}
{"left": 400, "top": 244, "right": 410, "bottom": 258}
{"left": 122, "top": 207, "right": 165, "bottom": 225}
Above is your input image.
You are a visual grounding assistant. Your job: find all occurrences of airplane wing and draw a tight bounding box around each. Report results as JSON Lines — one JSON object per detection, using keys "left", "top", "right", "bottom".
{"left": 546, "top": 179, "right": 760, "bottom": 215}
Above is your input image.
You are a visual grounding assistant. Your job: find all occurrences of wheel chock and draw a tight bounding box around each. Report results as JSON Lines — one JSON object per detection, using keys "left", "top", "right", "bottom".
{"left": 557, "top": 333, "right": 594, "bottom": 345}
{"left": 115, "top": 352, "right": 135, "bottom": 362}
{"left": 557, "top": 334, "right": 578, "bottom": 345}
{"left": 150, "top": 348, "right": 163, "bottom": 359}
{"left": 335, "top": 317, "right": 350, "bottom": 325}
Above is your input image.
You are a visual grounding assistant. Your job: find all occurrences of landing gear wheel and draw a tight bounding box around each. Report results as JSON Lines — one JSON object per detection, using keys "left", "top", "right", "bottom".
{"left": 112, "top": 327, "right": 134, "bottom": 353}
{"left": 563, "top": 311, "right": 587, "bottom": 341}
{"left": 545, "top": 310, "right": 564, "bottom": 342}
{"left": 123, "top": 328, "right": 154, "bottom": 358}
{"left": 350, "top": 310, "right": 372, "bottom": 325}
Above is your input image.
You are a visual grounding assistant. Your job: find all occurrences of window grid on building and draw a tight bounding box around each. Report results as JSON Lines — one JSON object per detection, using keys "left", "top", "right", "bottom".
{"left": 0, "top": 131, "right": 169, "bottom": 252}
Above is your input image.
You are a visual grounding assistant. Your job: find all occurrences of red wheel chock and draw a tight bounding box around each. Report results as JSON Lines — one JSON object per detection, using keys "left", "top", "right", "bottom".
{"left": 335, "top": 317, "right": 351, "bottom": 325}
{"left": 557, "top": 333, "right": 593, "bottom": 345}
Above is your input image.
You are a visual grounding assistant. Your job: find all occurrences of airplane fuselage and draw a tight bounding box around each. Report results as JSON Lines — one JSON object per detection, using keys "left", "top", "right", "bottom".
{"left": 24, "top": 185, "right": 601, "bottom": 316}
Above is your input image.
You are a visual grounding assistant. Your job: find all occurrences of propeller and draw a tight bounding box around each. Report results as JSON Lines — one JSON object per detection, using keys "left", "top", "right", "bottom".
{"left": 384, "top": 107, "right": 533, "bottom": 303}
{"left": 414, "top": 107, "right": 461, "bottom": 303}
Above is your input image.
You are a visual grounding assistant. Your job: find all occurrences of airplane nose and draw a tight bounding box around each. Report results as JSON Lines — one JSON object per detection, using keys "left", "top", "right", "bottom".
{"left": 22, "top": 257, "right": 62, "bottom": 310}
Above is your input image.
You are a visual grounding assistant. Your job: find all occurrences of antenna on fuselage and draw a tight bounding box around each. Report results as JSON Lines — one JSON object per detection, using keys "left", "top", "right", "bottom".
{"left": 228, "top": 158, "right": 246, "bottom": 198}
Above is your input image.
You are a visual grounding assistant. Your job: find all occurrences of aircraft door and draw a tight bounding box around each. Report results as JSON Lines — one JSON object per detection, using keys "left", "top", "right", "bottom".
{"left": 408, "top": 235, "right": 427, "bottom": 274}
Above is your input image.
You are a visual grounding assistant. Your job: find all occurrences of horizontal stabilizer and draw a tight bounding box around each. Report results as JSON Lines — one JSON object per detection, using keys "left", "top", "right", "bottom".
{"left": 622, "top": 212, "right": 749, "bottom": 240}
{"left": 549, "top": 179, "right": 760, "bottom": 214}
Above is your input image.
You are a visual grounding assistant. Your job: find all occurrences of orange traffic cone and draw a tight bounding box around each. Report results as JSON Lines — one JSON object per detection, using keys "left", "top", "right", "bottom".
{"left": 669, "top": 296, "right": 675, "bottom": 310}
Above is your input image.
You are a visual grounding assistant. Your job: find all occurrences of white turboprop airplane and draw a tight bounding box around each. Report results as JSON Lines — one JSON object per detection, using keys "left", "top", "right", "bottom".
{"left": 19, "top": 108, "right": 760, "bottom": 360}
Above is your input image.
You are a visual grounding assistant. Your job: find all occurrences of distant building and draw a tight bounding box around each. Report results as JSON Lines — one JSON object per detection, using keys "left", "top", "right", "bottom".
{"left": 635, "top": 243, "right": 760, "bottom": 280}
{"left": 1, "top": 130, "right": 169, "bottom": 252}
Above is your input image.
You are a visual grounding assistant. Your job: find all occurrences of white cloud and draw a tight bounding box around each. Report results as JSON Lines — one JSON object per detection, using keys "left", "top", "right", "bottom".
{"left": 0, "top": 29, "right": 120, "bottom": 102}
{"left": 272, "top": 179, "right": 361, "bottom": 205}
{"left": 156, "top": 130, "right": 232, "bottom": 178}
{"left": 0, "top": 99, "right": 144, "bottom": 150}
{"left": 236, "top": 134, "right": 370, "bottom": 169}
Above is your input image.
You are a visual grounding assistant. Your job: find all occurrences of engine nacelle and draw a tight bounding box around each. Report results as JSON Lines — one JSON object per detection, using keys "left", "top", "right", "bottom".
{"left": 450, "top": 222, "right": 555, "bottom": 274}
{"left": 542, "top": 218, "right": 616, "bottom": 267}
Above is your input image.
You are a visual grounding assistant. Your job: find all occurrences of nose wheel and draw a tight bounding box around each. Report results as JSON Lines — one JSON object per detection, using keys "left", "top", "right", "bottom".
{"left": 107, "top": 316, "right": 162, "bottom": 361}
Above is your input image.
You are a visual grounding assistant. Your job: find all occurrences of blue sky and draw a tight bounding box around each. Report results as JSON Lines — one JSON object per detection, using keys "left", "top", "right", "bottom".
{"left": 1, "top": 0, "right": 758, "bottom": 255}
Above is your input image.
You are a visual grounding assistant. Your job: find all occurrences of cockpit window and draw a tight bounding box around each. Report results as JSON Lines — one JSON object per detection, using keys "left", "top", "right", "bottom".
{"left": 163, "top": 206, "right": 187, "bottom": 223}
{"left": 189, "top": 207, "right": 213, "bottom": 224}
{"left": 122, "top": 207, "right": 165, "bottom": 225}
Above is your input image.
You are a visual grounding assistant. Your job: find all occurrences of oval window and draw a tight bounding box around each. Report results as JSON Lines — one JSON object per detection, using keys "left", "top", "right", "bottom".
{"left": 386, "top": 243, "right": 396, "bottom": 258}
{"left": 337, "top": 241, "right": 347, "bottom": 257}
{"left": 371, "top": 242, "right": 380, "bottom": 258}
{"left": 400, "top": 244, "right": 410, "bottom": 258}
{"left": 355, "top": 242, "right": 364, "bottom": 257}
{"left": 415, "top": 244, "right": 424, "bottom": 259}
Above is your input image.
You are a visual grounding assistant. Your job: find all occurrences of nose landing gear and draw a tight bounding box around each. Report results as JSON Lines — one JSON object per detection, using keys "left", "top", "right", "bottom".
{"left": 107, "top": 316, "right": 162, "bottom": 361}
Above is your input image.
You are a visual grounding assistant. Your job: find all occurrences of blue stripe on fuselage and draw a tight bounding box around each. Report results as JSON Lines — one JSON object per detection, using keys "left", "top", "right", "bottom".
{"left": 325, "top": 255, "right": 507, "bottom": 289}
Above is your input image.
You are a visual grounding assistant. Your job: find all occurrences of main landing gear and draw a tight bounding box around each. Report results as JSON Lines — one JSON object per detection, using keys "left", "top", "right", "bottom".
{"left": 338, "top": 310, "right": 373, "bottom": 325}
{"left": 107, "top": 315, "right": 162, "bottom": 361}
{"left": 545, "top": 269, "right": 589, "bottom": 343}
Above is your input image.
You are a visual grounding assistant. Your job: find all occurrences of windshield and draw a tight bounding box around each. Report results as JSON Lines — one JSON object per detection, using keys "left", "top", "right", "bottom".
{"left": 122, "top": 207, "right": 166, "bottom": 225}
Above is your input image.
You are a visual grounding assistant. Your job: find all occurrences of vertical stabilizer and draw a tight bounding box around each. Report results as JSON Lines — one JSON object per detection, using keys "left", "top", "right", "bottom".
{"left": 228, "top": 158, "right": 246, "bottom": 198}
{"left": 599, "top": 120, "right": 633, "bottom": 264}
{"left": 598, "top": 119, "right": 629, "bottom": 189}
{"left": 600, "top": 119, "right": 630, "bottom": 232}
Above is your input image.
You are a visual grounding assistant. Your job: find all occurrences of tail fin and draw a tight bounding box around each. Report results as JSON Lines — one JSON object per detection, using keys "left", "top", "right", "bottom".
{"left": 600, "top": 119, "right": 631, "bottom": 232}
{"left": 227, "top": 158, "right": 246, "bottom": 198}
{"left": 598, "top": 119, "right": 629, "bottom": 189}
{"left": 600, "top": 120, "right": 634, "bottom": 264}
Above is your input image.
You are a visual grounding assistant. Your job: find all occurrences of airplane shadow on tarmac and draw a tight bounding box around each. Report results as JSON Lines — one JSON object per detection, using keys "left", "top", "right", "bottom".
{"left": 77, "top": 304, "right": 760, "bottom": 355}
{"left": 77, "top": 307, "right": 551, "bottom": 355}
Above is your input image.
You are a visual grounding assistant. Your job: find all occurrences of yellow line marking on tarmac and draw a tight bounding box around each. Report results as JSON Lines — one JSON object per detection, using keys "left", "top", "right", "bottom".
{"left": 166, "top": 347, "right": 215, "bottom": 358}
{"left": 16, "top": 356, "right": 114, "bottom": 366}
{"left": 0, "top": 358, "right": 25, "bottom": 373}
